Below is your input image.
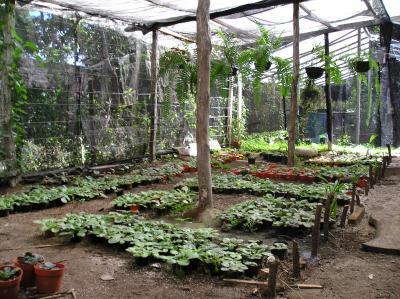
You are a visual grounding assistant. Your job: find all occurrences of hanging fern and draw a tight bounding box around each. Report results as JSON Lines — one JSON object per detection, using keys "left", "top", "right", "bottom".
{"left": 272, "top": 57, "right": 292, "bottom": 98}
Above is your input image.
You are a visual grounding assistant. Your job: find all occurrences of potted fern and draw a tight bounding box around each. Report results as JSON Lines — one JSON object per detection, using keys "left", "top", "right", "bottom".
{"left": 238, "top": 24, "right": 281, "bottom": 103}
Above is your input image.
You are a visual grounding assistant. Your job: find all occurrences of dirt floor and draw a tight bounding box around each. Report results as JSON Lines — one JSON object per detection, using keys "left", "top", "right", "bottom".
{"left": 0, "top": 169, "right": 399, "bottom": 298}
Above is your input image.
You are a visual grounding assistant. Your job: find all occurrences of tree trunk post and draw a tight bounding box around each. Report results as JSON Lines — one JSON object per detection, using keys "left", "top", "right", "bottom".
{"left": 263, "top": 259, "right": 279, "bottom": 299}
{"left": 324, "top": 33, "right": 333, "bottom": 150}
{"left": 355, "top": 29, "right": 362, "bottom": 144}
{"left": 292, "top": 240, "right": 300, "bottom": 279}
{"left": 196, "top": 0, "right": 213, "bottom": 211}
{"left": 149, "top": 30, "right": 159, "bottom": 162}
{"left": 288, "top": 0, "right": 299, "bottom": 167}
{"left": 0, "top": 0, "right": 18, "bottom": 186}
{"left": 311, "top": 203, "right": 323, "bottom": 260}
{"left": 340, "top": 205, "right": 349, "bottom": 227}
{"left": 323, "top": 194, "right": 332, "bottom": 242}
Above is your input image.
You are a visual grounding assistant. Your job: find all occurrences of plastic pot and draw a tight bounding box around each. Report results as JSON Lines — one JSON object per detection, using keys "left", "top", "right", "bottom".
{"left": 34, "top": 263, "right": 65, "bottom": 294}
{"left": 248, "top": 157, "right": 256, "bottom": 165}
{"left": 130, "top": 204, "right": 139, "bottom": 213}
{"left": 13, "top": 258, "right": 37, "bottom": 287}
{"left": 0, "top": 266, "right": 22, "bottom": 299}
{"left": 354, "top": 60, "right": 370, "bottom": 73}
{"left": 305, "top": 66, "right": 324, "bottom": 79}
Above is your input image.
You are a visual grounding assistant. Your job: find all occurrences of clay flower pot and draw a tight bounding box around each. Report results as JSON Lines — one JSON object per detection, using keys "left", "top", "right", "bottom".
{"left": 13, "top": 254, "right": 44, "bottom": 287}
{"left": 0, "top": 266, "right": 22, "bottom": 299}
{"left": 130, "top": 204, "right": 139, "bottom": 213}
{"left": 34, "top": 262, "right": 65, "bottom": 294}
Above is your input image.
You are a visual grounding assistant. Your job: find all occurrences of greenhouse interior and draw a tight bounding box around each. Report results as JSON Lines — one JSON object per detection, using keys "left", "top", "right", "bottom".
{"left": 1, "top": 0, "right": 400, "bottom": 298}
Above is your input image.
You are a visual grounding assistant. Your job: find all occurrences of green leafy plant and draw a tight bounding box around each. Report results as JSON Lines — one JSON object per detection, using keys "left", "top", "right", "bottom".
{"left": 0, "top": 266, "right": 21, "bottom": 281}
{"left": 17, "top": 252, "right": 44, "bottom": 265}
{"left": 238, "top": 24, "right": 281, "bottom": 104}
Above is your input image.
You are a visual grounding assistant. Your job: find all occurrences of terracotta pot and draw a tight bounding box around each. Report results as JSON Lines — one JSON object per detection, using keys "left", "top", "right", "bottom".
{"left": 34, "top": 263, "right": 65, "bottom": 294}
{"left": 0, "top": 266, "right": 22, "bottom": 299}
{"left": 130, "top": 205, "right": 139, "bottom": 213}
{"left": 13, "top": 258, "right": 38, "bottom": 287}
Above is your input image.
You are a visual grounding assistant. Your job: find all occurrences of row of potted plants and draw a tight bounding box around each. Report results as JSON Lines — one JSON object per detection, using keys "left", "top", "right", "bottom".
{"left": 112, "top": 187, "right": 197, "bottom": 214}
{"left": 305, "top": 153, "right": 383, "bottom": 167}
{"left": 0, "top": 174, "right": 165, "bottom": 216}
{"left": 176, "top": 174, "right": 350, "bottom": 203}
{"left": 34, "top": 212, "right": 287, "bottom": 276}
{"left": 1, "top": 252, "right": 64, "bottom": 299}
{"left": 229, "top": 163, "right": 369, "bottom": 184}
{"left": 219, "top": 195, "right": 316, "bottom": 232}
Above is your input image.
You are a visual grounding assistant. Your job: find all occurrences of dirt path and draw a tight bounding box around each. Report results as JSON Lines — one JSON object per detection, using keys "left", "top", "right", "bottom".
{"left": 287, "top": 161, "right": 400, "bottom": 299}
{"left": 1, "top": 168, "right": 399, "bottom": 298}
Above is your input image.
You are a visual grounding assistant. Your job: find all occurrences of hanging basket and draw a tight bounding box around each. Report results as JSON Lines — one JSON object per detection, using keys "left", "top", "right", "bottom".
{"left": 231, "top": 66, "right": 239, "bottom": 76}
{"left": 254, "top": 61, "right": 272, "bottom": 72}
{"left": 354, "top": 60, "right": 370, "bottom": 73}
{"left": 305, "top": 67, "right": 324, "bottom": 79}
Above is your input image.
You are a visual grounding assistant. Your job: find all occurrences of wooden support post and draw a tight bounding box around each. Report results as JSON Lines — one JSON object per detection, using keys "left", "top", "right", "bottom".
{"left": 324, "top": 33, "right": 333, "bottom": 150}
{"left": 149, "top": 30, "right": 158, "bottom": 162}
{"left": 355, "top": 29, "right": 361, "bottom": 144}
{"left": 386, "top": 144, "right": 391, "bottom": 163}
{"left": 288, "top": 0, "right": 300, "bottom": 167}
{"left": 226, "top": 77, "right": 234, "bottom": 146}
{"left": 195, "top": 0, "right": 213, "bottom": 212}
{"left": 369, "top": 164, "right": 374, "bottom": 189}
{"left": 282, "top": 96, "right": 287, "bottom": 130}
{"left": 350, "top": 189, "right": 356, "bottom": 214}
{"left": 0, "top": 0, "right": 18, "bottom": 186}
{"left": 263, "top": 260, "right": 279, "bottom": 299}
{"left": 311, "top": 203, "right": 323, "bottom": 260}
{"left": 356, "top": 193, "right": 361, "bottom": 206}
{"left": 323, "top": 195, "right": 332, "bottom": 242}
{"left": 365, "top": 181, "right": 369, "bottom": 196}
{"left": 292, "top": 240, "right": 300, "bottom": 279}
{"left": 236, "top": 73, "right": 243, "bottom": 143}
{"left": 340, "top": 205, "right": 349, "bottom": 227}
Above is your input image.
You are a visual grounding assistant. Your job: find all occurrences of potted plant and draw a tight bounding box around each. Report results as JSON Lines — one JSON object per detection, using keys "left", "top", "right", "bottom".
{"left": 13, "top": 252, "right": 44, "bottom": 287}
{"left": 248, "top": 156, "right": 256, "bottom": 165}
{"left": 238, "top": 23, "right": 281, "bottom": 103}
{"left": 305, "top": 45, "right": 325, "bottom": 79}
{"left": 306, "top": 44, "right": 342, "bottom": 83}
{"left": 301, "top": 78, "right": 320, "bottom": 100}
{"left": 34, "top": 262, "right": 65, "bottom": 294}
{"left": 272, "top": 57, "right": 292, "bottom": 129}
{"left": 0, "top": 266, "right": 22, "bottom": 299}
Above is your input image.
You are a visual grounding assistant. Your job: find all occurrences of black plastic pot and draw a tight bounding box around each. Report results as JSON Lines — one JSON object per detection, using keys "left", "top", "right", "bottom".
{"left": 305, "top": 67, "right": 324, "bottom": 79}
{"left": 248, "top": 157, "right": 256, "bottom": 165}
{"left": 354, "top": 60, "right": 370, "bottom": 73}
{"left": 255, "top": 61, "right": 272, "bottom": 71}
{"left": 231, "top": 66, "right": 239, "bottom": 76}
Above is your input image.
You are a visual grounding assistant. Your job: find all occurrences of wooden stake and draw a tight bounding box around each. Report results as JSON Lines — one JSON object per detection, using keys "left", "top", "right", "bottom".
{"left": 350, "top": 190, "right": 356, "bottom": 214}
{"left": 325, "top": 33, "right": 333, "bottom": 150}
{"left": 263, "top": 260, "right": 279, "bottom": 299}
{"left": 340, "top": 205, "right": 349, "bottom": 227}
{"left": 382, "top": 157, "right": 387, "bottom": 178}
{"left": 323, "top": 195, "right": 332, "bottom": 242}
{"left": 368, "top": 164, "right": 374, "bottom": 189}
{"left": 287, "top": 0, "right": 299, "bottom": 167}
{"left": 356, "top": 194, "right": 361, "bottom": 206}
{"left": 351, "top": 183, "right": 356, "bottom": 206}
{"left": 311, "top": 203, "right": 323, "bottom": 259}
{"left": 386, "top": 144, "right": 391, "bottom": 163}
{"left": 292, "top": 240, "right": 300, "bottom": 279}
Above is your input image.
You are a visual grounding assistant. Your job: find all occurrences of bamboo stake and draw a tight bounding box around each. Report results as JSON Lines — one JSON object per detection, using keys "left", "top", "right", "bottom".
{"left": 0, "top": 243, "right": 67, "bottom": 251}
{"left": 311, "top": 203, "right": 323, "bottom": 260}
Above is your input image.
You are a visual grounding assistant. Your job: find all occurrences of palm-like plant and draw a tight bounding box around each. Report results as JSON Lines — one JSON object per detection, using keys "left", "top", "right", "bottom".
{"left": 238, "top": 24, "right": 281, "bottom": 104}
